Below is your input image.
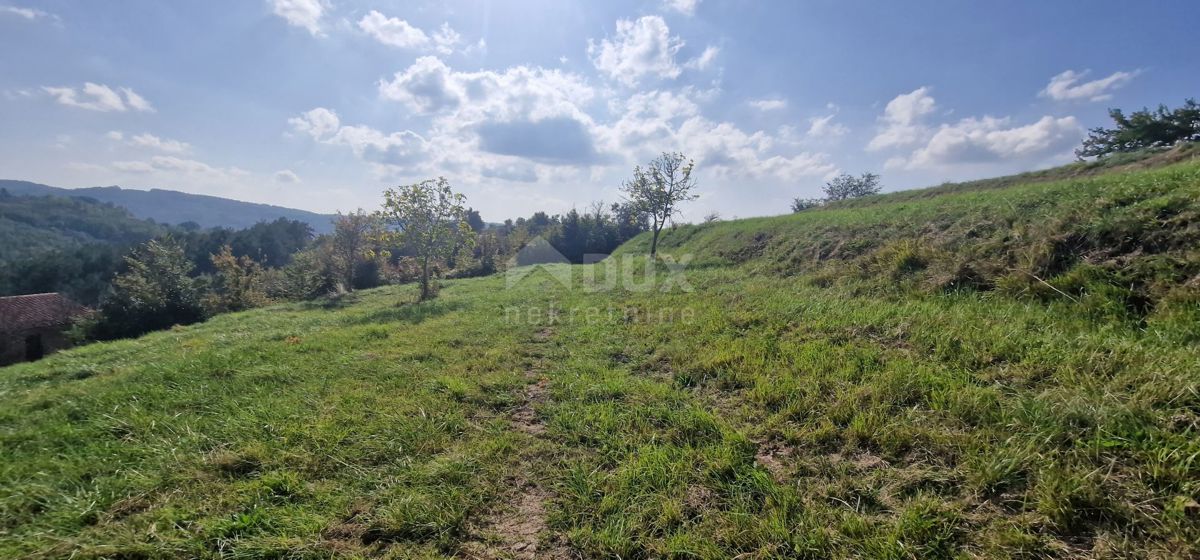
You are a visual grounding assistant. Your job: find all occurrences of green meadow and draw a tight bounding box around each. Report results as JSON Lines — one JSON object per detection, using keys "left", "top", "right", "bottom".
{"left": 3, "top": 158, "right": 1199, "bottom": 558}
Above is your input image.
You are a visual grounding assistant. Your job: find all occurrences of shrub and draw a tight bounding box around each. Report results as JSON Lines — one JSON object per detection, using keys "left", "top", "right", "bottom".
{"left": 88, "top": 238, "right": 205, "bottom": 340}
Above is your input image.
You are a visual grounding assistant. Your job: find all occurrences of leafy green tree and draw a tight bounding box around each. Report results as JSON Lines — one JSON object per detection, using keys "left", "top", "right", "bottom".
{"left": 331, "top": 210, "right": 387, "bottom": 291}
{"left": 205, "top": 245, "right": 270, "bottom": 313}
{"left": 89, "top": 238, "right": 205, "bottom": 340}
{"left": 380, "top": 177, "right": 475, "bottom": 300}
{"left": 276, "top": 241, "right": 340, "bottom": 300}
{"left": 823, "top": 173, "right": 881, "bottom": 201}
{"left": 1077, "top": 99, "right": 1200, "bottom": 158}
{"left": 621, "top": 152, "right": 698, "bottom": 259}
{"left": 464, "top": 208, "right": 486, "bottom": 233}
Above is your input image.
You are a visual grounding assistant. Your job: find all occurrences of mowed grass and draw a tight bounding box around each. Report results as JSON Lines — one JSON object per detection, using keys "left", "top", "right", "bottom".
{"left": 3, "top": 159, "right": 1200, "bottom": 558}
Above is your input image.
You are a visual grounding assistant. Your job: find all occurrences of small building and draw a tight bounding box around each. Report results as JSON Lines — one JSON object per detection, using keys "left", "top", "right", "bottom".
{"left": 0, "top": 293, "right": 88, "bottom": 366}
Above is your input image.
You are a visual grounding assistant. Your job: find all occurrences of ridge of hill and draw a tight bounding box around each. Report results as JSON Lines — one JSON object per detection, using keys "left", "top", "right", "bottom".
{"left": 0, "top": 192, "right": 165, "bottom": 264}
{"left": 0, "top": 180, "right": 335, "bottom": 234}
{"left": 2, "top": 159, "right": 1199, "bottom": 558}
{"left": 619, "top": 148, "right": 1200, "bottom": 334}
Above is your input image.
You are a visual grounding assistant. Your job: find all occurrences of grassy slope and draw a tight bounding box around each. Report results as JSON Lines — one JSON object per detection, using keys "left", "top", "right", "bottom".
{"left": 3, "top": 160, "right": 1200, "bottom": 559}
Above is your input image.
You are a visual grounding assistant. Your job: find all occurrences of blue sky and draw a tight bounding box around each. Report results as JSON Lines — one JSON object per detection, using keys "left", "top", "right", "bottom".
{"left": 1, "top": 1, "right": 1197, "bottom": 221}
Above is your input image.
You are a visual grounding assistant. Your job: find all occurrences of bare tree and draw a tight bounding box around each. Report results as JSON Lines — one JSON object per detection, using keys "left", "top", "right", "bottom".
{"left": 621, "top": 152, "right": 699, "bottom": 259}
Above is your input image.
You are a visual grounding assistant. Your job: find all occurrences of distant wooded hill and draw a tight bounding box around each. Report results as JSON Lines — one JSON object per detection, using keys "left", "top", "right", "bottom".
{"left": 0, "top": 180, "right": 334, "bottom": 234}
{"left": 0, "top": 191, "right": 164, "bottom": 264}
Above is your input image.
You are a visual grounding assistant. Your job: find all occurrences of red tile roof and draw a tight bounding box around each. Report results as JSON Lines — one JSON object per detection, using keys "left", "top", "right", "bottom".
{"left": 0, "top": 293, "right": 87, "bottom": 333}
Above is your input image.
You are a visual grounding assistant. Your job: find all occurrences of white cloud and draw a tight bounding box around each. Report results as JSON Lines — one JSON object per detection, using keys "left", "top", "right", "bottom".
{"left": 902, "top": 115, "right": 1082, "bottom": 169}
{"left": 807, "top": 113, "right": 849, "bottom": 138}
{"left": 464, "top": 38, "right": 488, "bottom": 57}
{"left": 867, "top": 86, "right": 936, "bottom": 151}
{"left": 663, "top": 0, "right": 700, "bottom": 16}
{"left": 375, "top": 58, "right": 604, "bottom": 171}
{"left": 42, "top": 83, "right": 154, "bottom": 113}
{"left": 269, "top": 0, "right": 324, "bottom": 36}
{"left": 314, "top": 57, "right": 835, "bottom": 187}
{"left": 378, "top": 56, "right": 596, "bottom": 124}
{"left": 684, "top": 45, "right": 719, "bottom": 71}
{"left": 129, "top": 133, "right": 190, "bottom": 153}
{"left": 1, "top": 5, "right": 55, "bottom": 20}
{"left": 749, "top": 98, "right": 787, "bottom": 111}
{"left": 357, "top": 11, "right": 467, "bottom": 55}
{"left": 1040, "top": 69, "right": 1139, "bottom": 102}
{"left": 290, "top": 107, "right": 431, "bottom": 169}
{"left": 121, "top": 88, "right": 154, "bottom": 112}
{"left": 357, "top": 10, "right": 428, "bottom": 48}
{"left": 112, "top": 156, "right": 247, "bottom": 180}
{"left": 867, "top": 86, "right": 1081, "bottom": 170}
{"left": 432, "top": 22, "right": 462, "bottom": 55}
{"left": 588, "top": 16, "right": 683, "bottom": 87}
{"left": 599, "top": 89, "right": 837, "bottom": 182}
{"left": 288, "top": 107, "right": 341, "bottom": 139}
{"left": 274, "top": 169, "right": 301, "bottom": 183}
{"left": 106, "top": 130, "right": 124, "bottom": 141}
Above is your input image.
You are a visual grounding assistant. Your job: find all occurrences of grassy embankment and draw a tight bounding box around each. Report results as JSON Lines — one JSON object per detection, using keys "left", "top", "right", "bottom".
{"left": 2, "top": 155, "right": 1199, "bottom": 558}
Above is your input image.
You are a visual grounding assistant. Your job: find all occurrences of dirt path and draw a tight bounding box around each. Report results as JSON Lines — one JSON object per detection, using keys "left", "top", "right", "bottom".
{"left": 461, "top": 327, "right": 571, "bottom": 559}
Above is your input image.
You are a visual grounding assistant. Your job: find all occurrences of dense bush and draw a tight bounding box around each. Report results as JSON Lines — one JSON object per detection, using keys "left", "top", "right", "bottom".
{"left": 86, "top": 238, "right": 206, "bottom": 340}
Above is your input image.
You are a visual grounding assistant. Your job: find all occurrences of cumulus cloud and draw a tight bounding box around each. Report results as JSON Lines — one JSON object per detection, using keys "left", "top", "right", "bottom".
{"left": 288, "top": 107, "right": 341, "bottom": 139}
{"left": 749, "top": 98, "right": 787, "bottom": 111}
{"left": 376, "top": 56, "right": 602, "bottom": 167}
{"left": 274, "top": 169, "right": 301, "bottom": 183}
{"left": 588, "top": 16, "right": 683, "bottom": 86}
{"left": 269, "top": 0, "right": 324, "bottom": 36}
{"left": 357, "top": 11, "right": 465, "bottom": 54}
{"left": 663, "top": 0, "right": 700, "bottom": 16}
{"left": 314, "top": 57, "right": 836, "bottom": 186}
{"left": 43, "top": 83, "right": 155, "bottom": 113}
{"left": 903, "top": 115, "right": 1081, "bottom": 169}
{"left": 867, "top": 86, "right": 936, "bottom": 151}
{"left": 477, "top": 117, "right": 602, "bottom": 165}
{"left": 1040, "top": 69, "right": 1139, "bottom": 102}
{"left": 377, "top": 56, "right": 464, "bottom": 112}
{"left": 357, "top": 10, "right": 428, "bottom": 48}
{"left": 867, "top": 86, "right": 1082, "bottom": 170}
{"left": 598, "top": 89, "right": 837, "bottom": 182}
{"left": 289, "top": 107, "right": 431, "bottom": 169}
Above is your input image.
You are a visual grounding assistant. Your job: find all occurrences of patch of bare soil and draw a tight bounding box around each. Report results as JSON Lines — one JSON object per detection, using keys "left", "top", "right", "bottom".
{"left": 460, "top": 327, "right": 572, "bottom": 559}
{"left": 461, "top": 482, "right": 571, "bottom": 559}
{"left": 512, "top": 378, "right": 548, "bottom": 435}
{"left": 754, "top": 439, "right": 795, "bottom": 483}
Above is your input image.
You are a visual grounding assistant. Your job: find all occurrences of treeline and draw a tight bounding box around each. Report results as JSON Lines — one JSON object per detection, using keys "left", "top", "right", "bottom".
{"left": 66, "top": 196, "right": 649, "bottom": 341}
{"left": 0, "top": 204, "right": 316, "bottom": 307}
{"left": 1078, "top": 98, "right": 1200, "bottom": 158}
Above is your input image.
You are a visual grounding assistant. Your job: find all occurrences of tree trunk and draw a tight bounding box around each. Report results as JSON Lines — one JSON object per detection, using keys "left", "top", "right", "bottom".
{"left": 650, "top": 227, "right": 661, "bottom": 259}
{"left": 420, "top": 254, "right": 431, "bottom": 300}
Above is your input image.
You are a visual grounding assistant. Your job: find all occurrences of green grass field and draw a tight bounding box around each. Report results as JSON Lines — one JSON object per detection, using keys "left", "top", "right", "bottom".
{"left": 3, "top": 158, "right": 1199, "bottom": 558}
